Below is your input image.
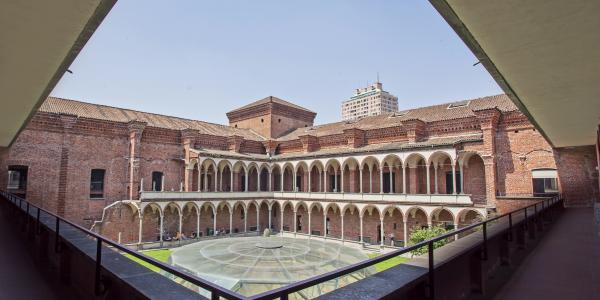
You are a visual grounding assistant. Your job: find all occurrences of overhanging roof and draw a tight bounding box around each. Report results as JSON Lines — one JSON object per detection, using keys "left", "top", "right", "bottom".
{"left": 0, "top": 0, "right": 116, "bottom": 147}
{"left": 430, "top": 0, "right": 600, "bottom": 147}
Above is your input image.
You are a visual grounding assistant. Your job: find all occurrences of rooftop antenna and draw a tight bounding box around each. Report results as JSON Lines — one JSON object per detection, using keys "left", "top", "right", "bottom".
{"left": 377, "top": 72, "right": 380, "bottom": 83}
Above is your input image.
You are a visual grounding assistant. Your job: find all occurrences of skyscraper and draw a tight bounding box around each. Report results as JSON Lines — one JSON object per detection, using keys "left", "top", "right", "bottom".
{"left": 341, "top": 82, "right": 398, "bottom": 120}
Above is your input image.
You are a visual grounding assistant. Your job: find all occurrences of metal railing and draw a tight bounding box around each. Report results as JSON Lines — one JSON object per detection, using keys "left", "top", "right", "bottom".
{"left": 0, "top": 190, "right": 562, "bottom": 300}
{"left": 0, "top": 190, "right": 246, "bottom": 300}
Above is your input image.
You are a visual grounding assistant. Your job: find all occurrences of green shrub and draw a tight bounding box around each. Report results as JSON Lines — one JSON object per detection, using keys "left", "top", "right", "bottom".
{"left": 408, "top": 226, "right": 448, "bottom": 256}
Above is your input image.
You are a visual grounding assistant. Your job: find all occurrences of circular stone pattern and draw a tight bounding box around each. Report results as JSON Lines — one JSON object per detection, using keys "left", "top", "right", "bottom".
{"left": 254, "top": 240, "right": 284, "bottom": 249}
{"left": 169, "top": 236, "right": 374, "bottom": 298}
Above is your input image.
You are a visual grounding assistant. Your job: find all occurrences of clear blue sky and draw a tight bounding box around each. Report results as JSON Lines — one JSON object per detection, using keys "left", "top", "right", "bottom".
{"left": 52, "top": 0, "right": 502, "bottom": 125}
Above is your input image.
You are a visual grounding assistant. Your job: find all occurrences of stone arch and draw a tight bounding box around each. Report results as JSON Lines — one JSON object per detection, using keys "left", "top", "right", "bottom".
{"left": 198, "top": 202, "right": 215, "bottom": 236}
{"left": 162, "top": 202, "right": 181, "bottom": 239}
{"left": 258, "top": 163, "right": 270, "bottom": 191}
{"left": 360, "top": 156, "right": 381, "bottom": 193}
{"left": 181, "top": 202, "right": 199, "bottom": 238}
{"left": 270, "top": 201, "right": 281, "bottom": 231}
{"left": 382, "top": 154, "right": 403, "bottom": 193}
{"left": 247, "top": 162, "right": 260, "bottom": 192}
{"left": 405, "top": 206, "right": 429, "bottom": 242}
{"left": 341, "top": 203, "right": 360, "bottom": 242}
{"left": 282, "top": 162, "right": 295, "bottom": 192}
{"left": 295, "top": 201, "right": 309, "bottom": 234}
{"left": 324, "top": 202, "right": 342, "bottom": 238}
{"left": 295, "top": 161, "right": 309, "bottom": 192}
{"left": 342, "top": 157, "right": 360, "bottom": 193}
{"left": 429, "top": 151, "right": 455, "bottom": 195}
{"left": 404, "top": 153, "right": 428, "bottom": 194}
{"left": 141, "top": 203, "right": 162, "bottom": 242}
{"left": 280, "top": 200, "right": 294, "bottom": 232}
{"left": 215, "top": 201, "right": 232, "bottom": 234}
{"left": 271, "top": 164, "right": 282, "bottom": 192}
{"left": 200, "top": 159, "right": 218, "bottom": 192}
{"left": 218, "top": 160, "right": 233, "bottom": 192}
{"left": 361, "top": 204, "right": 383, "bottom": 245}
{"left": 457, "top": 208, "right": 485, "bottom": 228}
{"left": 324, "top": 158, "right": 342, "bottom": 192}
{"left": 460, "top": 152, "right": 486, "bottom": 204}
{"left": 309, "top": 160, "right": 325, "bottom": 192}
{"left": 431, "top": 207, "right": 455, "bottom": 229}
{"left": 382, "top": 205, "right": 404, "bottom": 246}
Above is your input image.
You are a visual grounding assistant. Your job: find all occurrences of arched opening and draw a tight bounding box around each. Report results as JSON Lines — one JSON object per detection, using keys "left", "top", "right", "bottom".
{"left": 361, "top": 206, "right": 382, "bottom": 245}
{"left": 232, "top": 162, "right": 246, "bottom": 192}
{"left": 309, "top": 162, "right": 324, "bottom": 192}
{"left": 383, "top": 207, "right": 404, "bottom": 247}
{"left": 259, "top": 166, "right": 269, "bottom": 191}
{"left": 231, "top": 202, "right": 245, "bottom": 234}
{"left": 325, "top": 159, "right": 341, "bottom": 192}
{"left": 406, "top": 207, "right": 429, "bottom": 242}
{"left": 324, "top": 204, "right": 341, "bottom": 238}
{"left": 295, "top": 202, "right": 309, "bottom": 234}
{"left": 247, "top": 202, "right": 258, "bottom": 231}
{"left": 270, "top": 202, "right": 281, "bottom": 231}
{"left": 199, "top": 203, "right": 215, "bottom": 236}
{"left": 431, "top": 208, "right": 455, "bottom": 230}
{"left": 181, "top": 203, "right": 199, "bottom": 238}
{"left": 259, "top": 202, "right": 270, "bottom": 231}
{"left": 382, "top": 155, "right": 403, "bottom": 193}
{"left": 272, "top": 165, "right": 282, "bottom": 191}
{"left": 220, "top": 163, "right": 232, "bottom": 192}
{"left": 163, "top": 203, "right": 181, "bottom": 240}
{"left": 405, "top": 154, "right": 428, "bottom": 194}
{"left": 309, "top": 204, "right": 324, "bottom": 236}
{"left": 281, "top": 202, "right": 294, "bottom": 232}
{"left": 282, "top": 164, "right": 294, "bottom": 192}
{"left": 296, "top": 163, "right": 308, "bottom": 192}
{"left": 361, "top": 156, "right": 380, "bottom": 193}
{"left": 247, "top": 164, "right": 259, "bottom": 192}
{"left": 342, "top": 158, "right": 360, "bottom": 193}
{"left": 215, "top": 202, "right": 231, "bottom": 234}
{"left": 342, "top": 205, "right": 360, "bottom": 241}
{"left": 141, "top": 204, "right": 161, "bottom": 242}
{"left": 462, "top": 153, "right": 486, "bottom": 204}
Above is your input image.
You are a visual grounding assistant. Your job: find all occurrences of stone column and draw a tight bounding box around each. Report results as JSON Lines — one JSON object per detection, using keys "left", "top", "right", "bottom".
{"left": 198, "top": 167, "right": 202, "bottom": 192}
{"left": 293, "top": 210, "right": 297, "bottom": 236}
{"left": 380, "top": 217, "right": 385, "bottom": 247}
{"left": 434, "top": 164, "right": 438, "bottom": 194}
{"left": 341, "top": 214, "right": 345, "bottom": 242}
{"left": 229, "top": 210, "right": 233, "bottom": 235}
{"left": 159, "top": 214, "right": 164, "bottom": 242}
{"left": 454, "top": 223, "right": 459, "bottom": 241}
{"left": 256, "top": 207, "right": 260, "bottom": 232}
{"left": 244, "top": 210, "right": 248, "bottom": 232}
{"left": 268, "top": 207, "right": 272, "bottom": 229}
{"left": 452, "top": 162, "right": 457, "bottom": 195}
{"left": 230, "top": 171, "right": 233, "bottom": 192}
{"left": 308, "top": 171, "right": 312, "bottom": 192}
{"left": 161, "top": 174, "right": 165, "bottom": 192}
{"left": 178, "top": 212, "right": 182, "bottom": 235}
{"left": 334, "top": 169, "right": 338, "bottom": 192}
{"left": 257, "top": 170, "right": 261, "bottom": 192}
{"left": 214, "top": 169, "right": 218, "bottom": 191}
{"left": 459, "top": 161, "right": 464, "bottom": 194}
{"left": 203, "top": 168, "right": 208, "bottom": 191}
{"left": 281, "top": 171, "right": 285, "bottom": 192}
{"left": 340, "top": 169, "right": 344, "bottom": 193}
{"left": 324, "top": 170, "right": 328, "bottom": 192}
{"left": 426, "top": 162, "right": 431, "bottom": 195}
{"left": 402, "top": 165, "right": 407, "bottom": 194}
{"left": 323, "top": 213, "right": 327, "bottom": 238}
{"left": 403, "top": 221, "right": 408, "bottom": 246}
{"left": 293, "top": 170, "right": 297, "bottom": 191}
{"left": 308, "top": 211, "right": 312, "bottom": 238}
{"left": 244, "top": 169, "right": 249, "bottom": 192}
{"left": 212, "top": 209, "right": 217, "bottom": 236}
{"left": 196, "top": 212, "right": 200, "bottom": 239}
{"left": 379, "top": 167, "right": 384, "bottom": 194}
{"left": 268, "top": 171, "right": 272, "bottom": 192}
{"left": 359, "top": 214, "right": 364, "bottom": 244}
{"left": 219, "top": 169, "right": 223, "bottom": 191}
{"left": 280, "top": 209, "right": 284, "bottom": 233}
{"left": 359, "top": 167, "right": 364, "bottom": 193}
{"left": 319, "top": 171, "right": 322, "bottom": 192}
{"left": 389, "top": 165, "right": 394, "bottom": 193}
{"left": 138, "top": 215, "right": 143, "bottom": 244}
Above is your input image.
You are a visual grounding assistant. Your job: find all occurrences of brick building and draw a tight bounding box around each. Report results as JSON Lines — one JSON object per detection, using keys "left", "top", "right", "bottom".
{"left": 0, "top": 94, "right": 597, "bottom": 245}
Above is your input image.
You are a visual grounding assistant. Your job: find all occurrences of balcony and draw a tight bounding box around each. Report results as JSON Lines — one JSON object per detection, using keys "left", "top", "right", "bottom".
{"left": 140, "top": 191, "right": 473, "bottom": 205}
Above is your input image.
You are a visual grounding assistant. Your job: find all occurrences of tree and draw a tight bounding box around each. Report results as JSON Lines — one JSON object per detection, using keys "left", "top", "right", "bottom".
{"left": 408, "top": 226, "right": 448, "bottom": 256}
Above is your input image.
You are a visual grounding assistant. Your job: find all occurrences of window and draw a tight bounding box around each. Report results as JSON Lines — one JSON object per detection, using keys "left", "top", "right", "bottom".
{"left": 532, "top": 169, "right": 558, "bottom": 196}
{"left": 7, "top": 165, "right": 28, "bottom": 198}
{"left": 152, "top": 171, "right": 164, "bottom": 191}
{"left": 90, "top": 169, "right": 105, "bottom": 199}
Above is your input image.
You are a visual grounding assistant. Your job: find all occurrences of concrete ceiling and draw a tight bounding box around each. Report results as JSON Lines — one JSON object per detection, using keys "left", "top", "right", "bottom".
{"left": 430, "top": 0, "right": 600, "bottom": 147}
{"left": 0, "top": 0, "right": 116, "bottom": 147}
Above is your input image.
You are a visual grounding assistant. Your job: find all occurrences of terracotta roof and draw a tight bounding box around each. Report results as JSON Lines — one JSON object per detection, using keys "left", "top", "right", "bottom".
{"left": 277, "top": 94, "right": 517, "bottom": 141}
{"left": 40, "top": 97, "right": 265, "bottom": 140}
{"left": 227, "top": 96, "right": 315, "bottom": 114}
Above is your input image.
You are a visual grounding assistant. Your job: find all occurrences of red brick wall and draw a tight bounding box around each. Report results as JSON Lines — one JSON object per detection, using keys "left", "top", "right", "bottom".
{"left": 554, "top": 146, "right": 599, "bottom": 206}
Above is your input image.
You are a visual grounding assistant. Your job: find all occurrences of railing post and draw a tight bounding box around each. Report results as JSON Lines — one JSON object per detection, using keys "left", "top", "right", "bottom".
{"left": 25, "top": 202, "right": 30, "bottom": 232}
{"left": 281, "top": 293, "right": 289, "bottom": 300}
{"left": 428, "top": 241, "right": 435, "bottom": 300}
{"left": 95, "top": 238, "right": 103, "bottom": 295}
{"left": 482, "top": 222, "right": 488, "bottom": 261}
{"left": 36, "top": 207, "right": 41, "bottom": 235}
{"left": 507, "top": 213, "right": 513, "bottom": 242}
{"left": 54, "top": 217, "right": 60, "bottom": 253}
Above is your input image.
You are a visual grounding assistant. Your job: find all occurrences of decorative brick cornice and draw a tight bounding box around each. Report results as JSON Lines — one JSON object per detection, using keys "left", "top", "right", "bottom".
{"left": 343, "top": 128, "right": 365, "bottom": 148}
{"left": 473, "top": 107, "right": 501, "bottom": 130}
{"left": 181, "top": 128, "right": 199, "bottom": 145}
{"left": 127, "top": 120, "right": 147, "bottom": 135}
{"left": 401, "top": 119, "right": 426, "bottom": 143}
{"left": 299, "top": 135, "right": 319, "bottom": 153}
{"left": 262, "top": 140, "right": 280, "bottom": 156}
{"left": 59, "top": 113, "right": 78, "bottom": 132}
{"left": 228, "top": 135, "right": 244, "bottom": 152}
